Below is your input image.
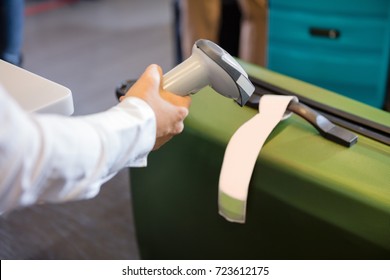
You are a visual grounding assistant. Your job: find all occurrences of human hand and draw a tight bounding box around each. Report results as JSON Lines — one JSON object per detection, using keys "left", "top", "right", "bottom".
{"left": 120, "top": 64, "right": 191, "bottom": 150}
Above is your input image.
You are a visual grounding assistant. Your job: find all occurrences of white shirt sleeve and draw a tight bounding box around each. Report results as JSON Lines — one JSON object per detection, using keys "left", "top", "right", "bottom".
{"left": 0, "top": 86, "right": 156, "bottom": 214}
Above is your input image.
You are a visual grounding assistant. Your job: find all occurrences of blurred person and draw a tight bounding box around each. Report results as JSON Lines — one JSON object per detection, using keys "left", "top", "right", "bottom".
{"left": 0, "top": 64, "right": 191, "bottom": 214}
{"left": 179, "top": 0, "right": 267, "bottom": 66}
{"left": 0, "top": 0, "right": 24, "bottom": 66}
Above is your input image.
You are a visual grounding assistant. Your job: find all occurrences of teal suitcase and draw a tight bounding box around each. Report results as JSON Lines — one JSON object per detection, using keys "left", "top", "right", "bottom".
{"left": 267, "top": 0, "right": 390, "bottom": 108}
{"left": 130, "top": 62, "right": 390, "bottom": 259}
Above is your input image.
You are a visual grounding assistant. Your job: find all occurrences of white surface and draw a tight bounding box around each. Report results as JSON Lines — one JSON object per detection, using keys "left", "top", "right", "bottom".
{"left": 0, "top": 59, "right": 74, "bottom": 115}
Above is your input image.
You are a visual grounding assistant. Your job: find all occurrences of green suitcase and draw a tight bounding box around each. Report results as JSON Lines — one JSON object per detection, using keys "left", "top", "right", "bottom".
{"left": 130, "top": 62, "right": 390, "bottom": 259}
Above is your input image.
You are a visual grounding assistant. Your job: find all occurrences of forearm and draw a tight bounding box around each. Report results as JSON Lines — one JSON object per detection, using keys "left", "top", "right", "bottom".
{"left": 0, "top": 91, "right": 156, "bottom": 213}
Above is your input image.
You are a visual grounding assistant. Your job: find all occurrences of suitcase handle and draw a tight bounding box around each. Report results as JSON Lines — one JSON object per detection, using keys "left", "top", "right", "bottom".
{"left": 287, "top": 101, "right": 357, "bottom": 147}
{"left": 309, "top": 27, "right": 340, "bottom": 39}
{"left": 248, "top": 75, "right": 390, "bottom": 146}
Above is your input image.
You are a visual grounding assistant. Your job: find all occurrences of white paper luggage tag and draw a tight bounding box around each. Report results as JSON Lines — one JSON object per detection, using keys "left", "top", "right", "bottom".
{"left": 218, "top": 95, "right": 297, "bottom": 223}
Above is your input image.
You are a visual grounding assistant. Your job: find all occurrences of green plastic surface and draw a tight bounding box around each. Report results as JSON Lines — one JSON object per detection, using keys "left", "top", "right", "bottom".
{"left": 131, "top": 63, "right": 390, "bottom": 259}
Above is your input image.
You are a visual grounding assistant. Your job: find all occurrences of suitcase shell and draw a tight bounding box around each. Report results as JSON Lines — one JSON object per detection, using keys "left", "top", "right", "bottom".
{"left": 130, "top": 62, "right": 390, "bottom": 259}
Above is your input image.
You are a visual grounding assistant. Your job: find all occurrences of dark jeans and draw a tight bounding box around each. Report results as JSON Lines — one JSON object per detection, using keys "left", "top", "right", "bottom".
{"left": 0, "top": 0, "right": 24, "bottom": 66}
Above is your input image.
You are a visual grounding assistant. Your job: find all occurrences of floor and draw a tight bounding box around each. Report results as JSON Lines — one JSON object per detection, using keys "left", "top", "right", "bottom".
{"left": 0, "top": 0, "right": 175, "bottom": 259}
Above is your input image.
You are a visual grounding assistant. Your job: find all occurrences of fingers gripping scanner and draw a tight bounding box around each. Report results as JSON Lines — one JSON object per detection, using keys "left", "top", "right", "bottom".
{"left": 116, "top": 39, "right": 255, "bottom": 106}
{"left": 163, "top": 39, "right": 254, "bottom": 106}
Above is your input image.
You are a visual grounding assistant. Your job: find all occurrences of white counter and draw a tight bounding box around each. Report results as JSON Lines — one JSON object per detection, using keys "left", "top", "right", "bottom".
{"left": 0, "top": 60, "right": 74, "bottom": 115}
